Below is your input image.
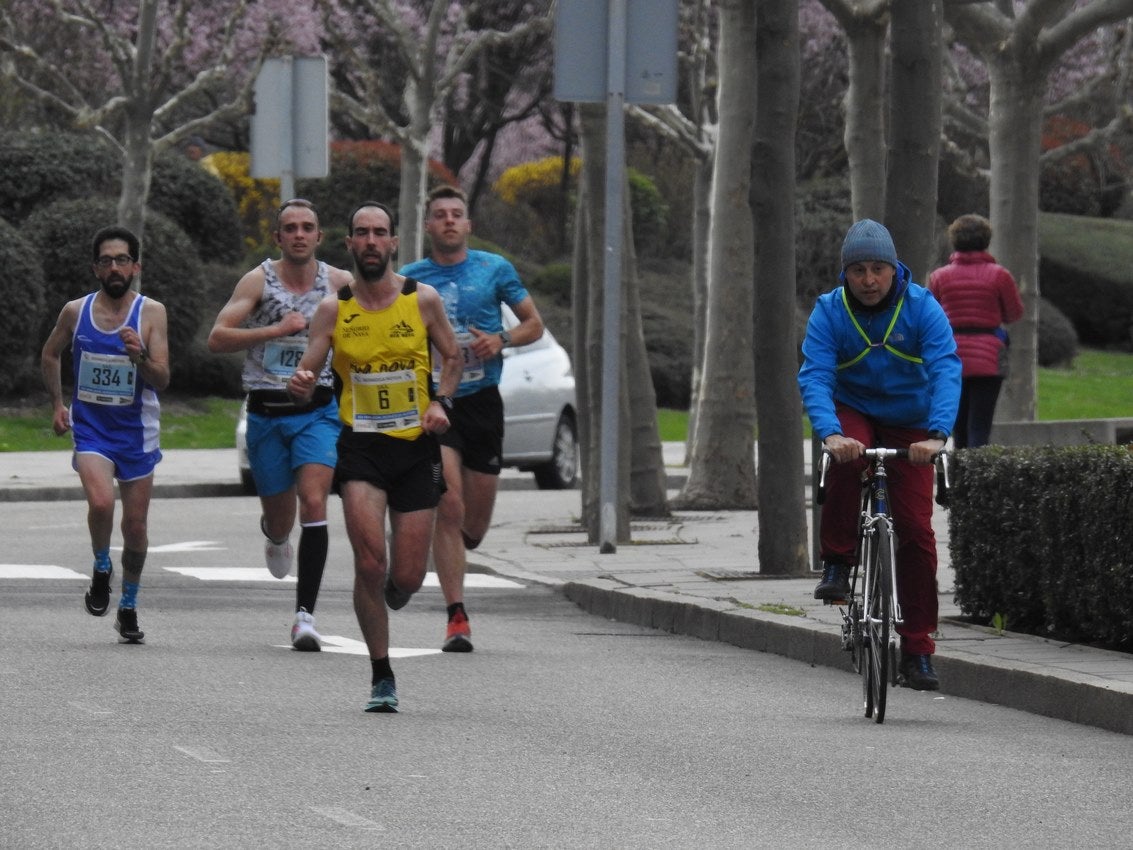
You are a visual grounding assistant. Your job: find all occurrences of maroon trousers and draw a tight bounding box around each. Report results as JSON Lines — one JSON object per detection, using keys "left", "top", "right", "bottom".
{"left": 820, "top": 405, "right": 939, "bottom": 655}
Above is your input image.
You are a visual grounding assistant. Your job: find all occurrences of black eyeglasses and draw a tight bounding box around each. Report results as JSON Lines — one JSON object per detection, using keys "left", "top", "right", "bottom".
{"left": 94, "top": 255, "right": 136, "bottom": 270}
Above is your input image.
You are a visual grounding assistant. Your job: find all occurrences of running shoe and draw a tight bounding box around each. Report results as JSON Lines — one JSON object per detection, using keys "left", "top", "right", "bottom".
{"left": 291, "top": 607, "right": 321, "bottom": 652}
{"left": 261, "top": 517, "right": 293, "bottom": 579}
{"left": 383, "top": 574, "right": 414, "bottom": 611}
{"left": 365, "top": 678, "right": 399, "bottom": 713}
{"left": 442, "top": 610, "right": 473, "bottom": 653}
{"left": 114, "top": 608, "right": 145, "bottom": 644}
{"left": 84, "top": 567, "right": 112, "bottom": 617}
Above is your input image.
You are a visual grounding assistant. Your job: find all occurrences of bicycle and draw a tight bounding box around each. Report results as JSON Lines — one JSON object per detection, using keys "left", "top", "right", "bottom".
{"left": 816, "top": 446, "right": 951, "bottom": 724}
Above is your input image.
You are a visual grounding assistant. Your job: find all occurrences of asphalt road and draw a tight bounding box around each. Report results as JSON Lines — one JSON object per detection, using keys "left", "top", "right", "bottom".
{"left": 3, "top": 495, "right": 1132, "bottom": 848}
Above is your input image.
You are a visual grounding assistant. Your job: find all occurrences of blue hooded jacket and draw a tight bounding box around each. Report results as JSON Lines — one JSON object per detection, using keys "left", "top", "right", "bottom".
{"left": 798, "top": 262, "right": 961, "bottom": 440}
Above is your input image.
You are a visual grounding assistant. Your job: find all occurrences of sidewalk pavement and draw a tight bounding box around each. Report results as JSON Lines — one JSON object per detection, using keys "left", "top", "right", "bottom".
{"left": 2, "top": 443, "right": 1131, "bottom": 735}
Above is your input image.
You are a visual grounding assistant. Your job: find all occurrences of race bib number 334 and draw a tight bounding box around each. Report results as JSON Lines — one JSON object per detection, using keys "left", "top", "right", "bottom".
{"left": 77, "top": 351, "right": 136, "bottom": 406}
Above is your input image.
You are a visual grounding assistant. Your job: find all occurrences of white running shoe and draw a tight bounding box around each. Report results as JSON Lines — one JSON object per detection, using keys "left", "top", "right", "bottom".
{"left": 264, "top": 537, "right": 294, "bottom": 578}
{"left": 291, "top": 607, "right": 321, "bottom": 652}
{"left": 261, "top": 516, "right": 293, "bottom": 578}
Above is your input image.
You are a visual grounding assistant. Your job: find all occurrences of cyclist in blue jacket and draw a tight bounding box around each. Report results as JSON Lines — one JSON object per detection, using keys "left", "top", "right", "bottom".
{"left": 798, "top": 219, "right": 961, "bottom": 691}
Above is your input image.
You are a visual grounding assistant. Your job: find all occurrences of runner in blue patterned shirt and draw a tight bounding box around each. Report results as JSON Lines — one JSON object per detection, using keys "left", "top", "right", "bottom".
{"left": 399, "top": 185, "right": 545, "bottom": 653}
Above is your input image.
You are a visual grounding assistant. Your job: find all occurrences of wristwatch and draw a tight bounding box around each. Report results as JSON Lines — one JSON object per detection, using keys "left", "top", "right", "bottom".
{"left": 435, "top": 394, "right": 454, "bottom": 411}
{"left": 927, "top": 430, "right": 948, "bottom": 441}
{"left": 498, "top": 330, "right": 512, "bottom": 348}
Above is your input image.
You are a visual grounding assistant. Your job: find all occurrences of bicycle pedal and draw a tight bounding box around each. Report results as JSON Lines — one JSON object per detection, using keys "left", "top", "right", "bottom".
{"left": 822, "top": 597, "right": 848, "bottom": 606}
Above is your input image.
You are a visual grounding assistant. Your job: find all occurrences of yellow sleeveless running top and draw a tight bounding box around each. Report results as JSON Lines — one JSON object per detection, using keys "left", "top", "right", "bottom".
{"left": 332, "top": 280, "right": 431, "bottom": 440}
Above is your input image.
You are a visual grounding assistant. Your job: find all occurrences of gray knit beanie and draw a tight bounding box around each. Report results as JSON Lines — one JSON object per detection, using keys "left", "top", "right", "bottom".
{"left": 841, "top": 219, "right": 898, "bottom": 270}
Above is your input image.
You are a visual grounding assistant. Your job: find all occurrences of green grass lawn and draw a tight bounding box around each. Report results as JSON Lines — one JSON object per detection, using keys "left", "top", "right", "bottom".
{"left": 3, "top": 348, "right": 1132, "bottom": 451}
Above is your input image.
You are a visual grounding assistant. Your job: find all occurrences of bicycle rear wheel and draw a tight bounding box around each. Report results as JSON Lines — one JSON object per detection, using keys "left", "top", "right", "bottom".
{"left": 863, "top": 517, "right": 894, "bottom": 723}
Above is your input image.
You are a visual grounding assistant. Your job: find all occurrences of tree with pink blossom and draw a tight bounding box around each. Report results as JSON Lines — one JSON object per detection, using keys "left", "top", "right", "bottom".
{"left": 0, "top": 0, "right": 318, "bottom": 249}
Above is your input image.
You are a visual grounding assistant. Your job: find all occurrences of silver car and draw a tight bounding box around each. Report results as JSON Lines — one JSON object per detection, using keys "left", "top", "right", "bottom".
{"left": 236, "top": 308, "right": 579, "bottom": 491}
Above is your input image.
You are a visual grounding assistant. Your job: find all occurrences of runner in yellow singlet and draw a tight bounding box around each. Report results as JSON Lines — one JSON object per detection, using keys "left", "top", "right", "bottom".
{"left": 289, "top": 201, "right": 461, "bottom": 714}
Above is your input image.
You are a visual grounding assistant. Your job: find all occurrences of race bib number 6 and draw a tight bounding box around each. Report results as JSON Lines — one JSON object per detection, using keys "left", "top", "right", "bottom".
{"left": 351, "top": 370, "right": 421, "bottom": 432}
{"left": 77, "top": 351, "right": 136, "bottom": 406}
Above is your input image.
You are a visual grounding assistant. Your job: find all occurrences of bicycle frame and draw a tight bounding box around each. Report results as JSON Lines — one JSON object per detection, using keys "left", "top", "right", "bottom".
{"left": 817, "top": 445, "right": 951, "bottom": 724}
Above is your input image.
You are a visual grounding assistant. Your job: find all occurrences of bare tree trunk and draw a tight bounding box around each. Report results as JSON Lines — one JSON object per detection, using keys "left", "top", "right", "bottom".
{"left": 753, "top": 0, "right": 808, "bottom": 575}
{"left": 677, "top": 0, "right": 757, "bottom": 510}
{"left": 884, "top": 0, "right": 942, "bottom": 283}
{"left": 116, "top": 0, "right": 159, "bottom": 254}
{"left": 685, "top": 154, "right": 714, "bottom": 465}
{"left": 944, "top": 2, "right": 1133, "bottom": 421}
{"left": 823, "top": 0, "right": 890, "bottom": 219}
{"left": 622, "top": 189, "right": 670, "bottom": 517}
{"left": 572, "top": 148, "right": 595, "bottom": 529}
{"left": 987, "top": 61, "right": 1043, "bottom": 421}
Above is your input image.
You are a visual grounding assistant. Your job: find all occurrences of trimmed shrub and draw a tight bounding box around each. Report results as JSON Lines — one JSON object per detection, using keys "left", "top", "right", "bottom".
{"left": 795, "top": 177, "right": 853, "bottom": 311}
{"left": 0, "top": 218, "right": 46, "bottom": 394}
{"left": 1038, "top": 212, "right": 1133, "bottom": 348}
{"left": 150, "top": 153, "right": 244, "bottom": 265}
{"left": 951, "top": 446, "right": 1133, "bottom": 649}
{"left": 297, "top": 140, "right": 460, "bottom": 233}
{"left": 1038, "top": 297, "right": 1078, "bottom": 367}
{"left": 21, "top": 199, "right": 206, "bottom": 363}
{"left": 528, "top": 262, "right": 572, "bottom": 309}
{"left": 0, "top": 131, "right": 118, "bottom": 226}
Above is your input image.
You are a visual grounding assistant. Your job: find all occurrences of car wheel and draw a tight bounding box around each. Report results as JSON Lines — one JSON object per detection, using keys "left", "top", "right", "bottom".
{"left": 533, "top": 411, "right": 578, "bottom": 490}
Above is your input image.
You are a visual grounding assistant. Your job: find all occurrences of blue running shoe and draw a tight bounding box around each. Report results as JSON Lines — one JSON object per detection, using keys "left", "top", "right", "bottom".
{"left": 365, "top": 678, "right": 399, "bottom": 713}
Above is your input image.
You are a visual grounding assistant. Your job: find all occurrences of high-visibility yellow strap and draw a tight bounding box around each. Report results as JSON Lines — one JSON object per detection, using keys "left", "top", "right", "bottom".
{"left": 836, "top": 286, "right": 923, "bottom": 369}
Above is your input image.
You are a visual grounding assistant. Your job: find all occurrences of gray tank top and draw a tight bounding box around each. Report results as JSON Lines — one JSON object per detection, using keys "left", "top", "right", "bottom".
{"left": 241, "top": 259, "right": 335, "bottom": 391}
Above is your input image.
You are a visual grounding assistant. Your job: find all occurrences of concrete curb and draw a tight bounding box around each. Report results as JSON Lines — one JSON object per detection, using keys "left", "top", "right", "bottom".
{"left": 561, "top": 579, "right": 1133, "bottom": 735}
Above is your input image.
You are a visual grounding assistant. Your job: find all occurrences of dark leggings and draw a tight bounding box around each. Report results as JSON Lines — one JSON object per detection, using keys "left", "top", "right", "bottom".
{"left": 954, "top": 376, "right": 1003, "bottom": 449}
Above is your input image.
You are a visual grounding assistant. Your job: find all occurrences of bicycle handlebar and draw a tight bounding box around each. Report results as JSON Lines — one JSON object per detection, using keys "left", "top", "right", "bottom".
{"left": 815, "top": 446, "right": 952, "bottom": 507}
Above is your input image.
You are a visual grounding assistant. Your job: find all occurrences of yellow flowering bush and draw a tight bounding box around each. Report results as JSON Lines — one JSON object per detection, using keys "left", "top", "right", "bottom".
{"left": 202, "top": 151, "right": 280, "bottom": 258}
{"left": 494, "top": 156, "right": 581, "bottom": 205}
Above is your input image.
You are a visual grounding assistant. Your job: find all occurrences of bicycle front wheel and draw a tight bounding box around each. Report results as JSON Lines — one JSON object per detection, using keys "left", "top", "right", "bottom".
{"left": 863, "top": 517, "right": 894, "bottom": 723}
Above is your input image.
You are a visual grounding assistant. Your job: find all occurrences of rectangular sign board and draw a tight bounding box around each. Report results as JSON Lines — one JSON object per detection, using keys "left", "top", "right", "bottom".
{"left": 553, "top": 0, "right": 678, "bottom": 104}
{"left": 251, "top": 56, "right": 329, "bottom": 179}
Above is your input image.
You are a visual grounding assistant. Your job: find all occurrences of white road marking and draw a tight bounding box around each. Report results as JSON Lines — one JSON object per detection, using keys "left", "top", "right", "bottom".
{"left": 1, "top": 564, "right": 523, "bottom": 590}
{"left": 173, "top": 745, "right": 230, "bottom": 764}
{"left": 275, "top": 635, "right": 442, "bottom": 658}
{"left": 310, "top": 806, "right": 383, "bottom": 831}
{"left": 0, "top": 565, "right": 83, "bottom": 579}
{"left": 146, "top": 541, "right": 226, "bottom": 553}
{"left": 164, "top": 566, "right": 296, "bottom": 582}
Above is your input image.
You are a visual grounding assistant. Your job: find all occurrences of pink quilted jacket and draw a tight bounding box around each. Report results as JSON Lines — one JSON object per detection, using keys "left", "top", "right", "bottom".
{"left": 928, "top": 251, "right": 1024, "bottom": 378}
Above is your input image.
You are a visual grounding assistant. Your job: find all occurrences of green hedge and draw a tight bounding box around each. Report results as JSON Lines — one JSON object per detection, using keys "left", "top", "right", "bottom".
{"left": 0, "top": 218, "right": 46, "bottom": 395}
{"left": 22, "top": 198, "right": 206, "bottom": 368}
{"left": 1038, "top": 213, "right": 1133, "bottom": 348}
{"left": 949, "top": 445, "right": 1133, "bottom": 649}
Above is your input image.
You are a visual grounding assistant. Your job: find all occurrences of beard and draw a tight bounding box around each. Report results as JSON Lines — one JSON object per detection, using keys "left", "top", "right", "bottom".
{"left": 100, "top": 275, "right": 132, "bottom": 299}
{"left": 353, "top": 249, "right": 390, "bottom": 282}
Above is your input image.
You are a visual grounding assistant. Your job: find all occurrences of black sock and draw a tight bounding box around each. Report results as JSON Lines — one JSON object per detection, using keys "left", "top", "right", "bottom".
{"left": 371, "top": 656, "right": 393, "bottom": 685}
{"left": 446, "top": 602, "right": 466, "bottom": 622}
{"left": 296, "top": 523, "right": 328, "bottom": 613}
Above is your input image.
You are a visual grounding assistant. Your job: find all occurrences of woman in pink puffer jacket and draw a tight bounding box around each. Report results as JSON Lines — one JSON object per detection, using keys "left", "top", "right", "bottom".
{"left": 928, "top": 214, "right": 1025, "bottom": 448}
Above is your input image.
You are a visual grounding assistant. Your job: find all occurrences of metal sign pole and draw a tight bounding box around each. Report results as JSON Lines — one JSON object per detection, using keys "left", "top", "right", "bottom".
{"left": 598, "top": 0, "right": 627, "bottom": 553}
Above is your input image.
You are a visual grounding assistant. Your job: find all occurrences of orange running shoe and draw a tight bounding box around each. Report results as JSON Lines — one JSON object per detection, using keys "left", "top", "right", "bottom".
{"left": 442, "top": 610, "right": 473, "bottom": 652}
